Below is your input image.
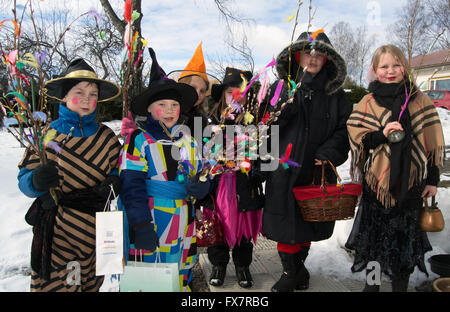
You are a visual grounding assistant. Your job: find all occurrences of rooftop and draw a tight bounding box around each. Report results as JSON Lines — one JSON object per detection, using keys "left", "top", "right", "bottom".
{"left": 411, "top": 49, "right": 450, "bottom": 69}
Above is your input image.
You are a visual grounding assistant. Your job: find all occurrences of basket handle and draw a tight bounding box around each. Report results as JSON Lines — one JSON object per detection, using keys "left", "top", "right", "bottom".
{"left": 319, "top": 160, "right": 343, "bottom": 194}
{"left": 325, "top": 160, "right": 343, "bottom": 185}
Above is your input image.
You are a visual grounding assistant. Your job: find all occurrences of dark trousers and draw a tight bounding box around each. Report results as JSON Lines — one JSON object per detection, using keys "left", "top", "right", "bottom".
{"left": 207, "top": 236, "right": 253, "bottom": 267}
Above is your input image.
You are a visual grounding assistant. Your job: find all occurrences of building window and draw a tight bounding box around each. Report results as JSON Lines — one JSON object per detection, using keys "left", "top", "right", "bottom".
{"left": 430, "top": 78, "right": 450, "bottom": 90}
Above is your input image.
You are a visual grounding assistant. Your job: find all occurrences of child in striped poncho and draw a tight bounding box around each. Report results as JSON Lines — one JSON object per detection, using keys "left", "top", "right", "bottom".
{"left": 18, "top": 59, "right": 122, "bottom": 292}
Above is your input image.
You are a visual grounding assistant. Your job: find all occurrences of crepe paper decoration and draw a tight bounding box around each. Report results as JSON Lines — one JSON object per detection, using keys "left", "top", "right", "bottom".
{"left": 132, "top": 11, "right": 140, "bottom": 22}
{"left": 279, "top": 143, "right": 300, "bottom": 169}
{"left": 270, "top": 80, "right": 284, "bottom": 106}
{"left": 15, "top": 97, "right": 28, "bottom": 110}
{"left": 16, "top": 61, "right": 25, "bottom": 70}
{"left": 0, "top": 19, "right": 7, "bottom": 32}
{"left": 33, "top": 111, "right": 47, "bottom": 123}
{"left": 15, "top": 113, "right": 26, "bottom": 123}
{"left": 308, "top": 29, "right": 324, "bottom": 42}
{"left": 261, "top": 112, "right": 270, "bottom": 124}
{"left": 232, "top": 89, "right": 242, "bottom": 102}
{"left": 0, "top": 103, "right": 6, "bottom": 116}
{"left": 398, "top": 86, "right": 410, "bottom": 121}
{"left": 35, "top": 51, "right": 47, "bottom": 65}
{"left": 288, "top": 80, "right": 297, "bottom": 97}
{"left": 124, "top": 0, "right": 133, "bottom": 23}
{"left": 257, "top": 74, "right": 270, "bottom": 105}
{"left": 6, "top": 92, "right": 26, "bottom": 103}
{"left": 227, "top": 111, "right": 235, "bottom": 120}
{"left": 124, "top": 21, "right": 131, "bottom": 47}
{"left": 45, "top": 141, "right": 62, "bottom": 154}
{"left": 6, "top": 50, "right": 18, "bottom": 65}
{"left": 98, "top": 31, "right": 106, "bottom": 40}
{"left": 11, "top": 19, "right": 20, "bottom": 37}
{"left": 131, "top": 31, "right": 139, "bottom": 52}
{"left": 284, "top": 12, "right": 296, "bottom": 22}
{"left": 244, "top": 111, "right": 254, "bottom": 125}
{"left": 43, "top": 128, "right": 57, "bottom": 144}
{"left": 239, "top": 74, "right": 248, "bottom": 93}
{"left": 87, "top": 9, "right": 102, "bottom": 23}
{"left": 21, "top": 53, "right": 38, "bottom": 69}
{"left": 134, "top": 50, "right": 142, "bottom": 67}
{"left": 231, "top": 101, "right": 242, "bottom": 113}
{"left": 134, "top": 49, "right": 142, "bottom": 67}
{"left": 241, "top": 58, "right": 276, "bottom": 99}
{"left": 4, "top": 117, "right": 18, "bottom": 127}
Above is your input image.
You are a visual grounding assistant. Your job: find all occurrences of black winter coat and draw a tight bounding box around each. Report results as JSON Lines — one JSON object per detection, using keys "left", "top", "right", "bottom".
{"left": 262, "top": 69, "right": 351, "bottom": 244}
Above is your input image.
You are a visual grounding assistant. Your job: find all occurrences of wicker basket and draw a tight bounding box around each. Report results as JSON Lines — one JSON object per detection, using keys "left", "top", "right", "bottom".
{"left": 293, "top": 161, "right": 362, "bottom": 222}
{"left": 297, "top": 194, "right": 358, "bottom": 222}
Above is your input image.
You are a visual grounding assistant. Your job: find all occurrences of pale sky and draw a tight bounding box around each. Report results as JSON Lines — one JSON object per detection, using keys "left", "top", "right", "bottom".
{"left": 7, "top": 0, "right": 407, "bottom": 78}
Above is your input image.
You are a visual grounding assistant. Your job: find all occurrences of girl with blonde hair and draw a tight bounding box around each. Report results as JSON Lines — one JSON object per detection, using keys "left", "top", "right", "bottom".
{"left": 345, "top": 44, "right": 445, "bottom": 292}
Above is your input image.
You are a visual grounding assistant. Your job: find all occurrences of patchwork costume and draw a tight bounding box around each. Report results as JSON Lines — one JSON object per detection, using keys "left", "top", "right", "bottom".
{"left": 118, "top": 47, "right": 206, "bottom": 292}
{"left": 119, "top": 121, "right": 202, "bottom": 292}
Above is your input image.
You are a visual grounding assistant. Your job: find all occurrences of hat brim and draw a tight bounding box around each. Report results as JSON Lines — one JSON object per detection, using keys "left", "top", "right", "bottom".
{"left": 45, "top": 77, "right": 121, "bottom": 103}
{"left": 131, "top": 80, "right": 198, "bottom": 116}
{"left": 167, "top": 70, "right": 221, "bottom": 97}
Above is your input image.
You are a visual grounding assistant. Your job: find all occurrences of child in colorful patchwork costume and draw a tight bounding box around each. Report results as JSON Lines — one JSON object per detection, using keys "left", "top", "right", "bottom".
{"left": 119, "top": 48, "right": 211, "bottom": 292}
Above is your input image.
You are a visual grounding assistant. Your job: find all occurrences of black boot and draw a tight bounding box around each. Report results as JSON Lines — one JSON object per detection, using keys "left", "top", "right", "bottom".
{"left": 295, "top": 247, "right": 310, "bottom": 290}
{"left": 271, "top": 252, "right": 299, "bottom": 292}
{"left": 235, "top": 266, "right": 253, "bottom": 288}
{"left": 209, "top": 265, "right": 227, "bottom": 286}
{"left": 391, "top": 275, "right": 409, "bottom": 292}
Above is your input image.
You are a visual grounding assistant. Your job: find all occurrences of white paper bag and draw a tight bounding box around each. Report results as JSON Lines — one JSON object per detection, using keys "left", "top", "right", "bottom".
{"left": 96, "top": 186, "right": 124, "bottom": 276}
{"left": 120, "top": 252, "right": 180, "bottom": 292}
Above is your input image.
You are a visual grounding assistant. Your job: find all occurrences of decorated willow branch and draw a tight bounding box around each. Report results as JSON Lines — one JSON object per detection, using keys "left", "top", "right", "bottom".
{"left": 0, "top": 2, "right": 100, "bottom": 202}
{"left": 198, "top": 2, "right": 328, "bottom": 179}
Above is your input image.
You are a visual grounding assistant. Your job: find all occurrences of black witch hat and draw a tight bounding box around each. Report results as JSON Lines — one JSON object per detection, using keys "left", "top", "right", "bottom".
{"left": 130, "top": 48, "right": 198, "bottom": 116}
{"left": 44, "top": 58, "right": 121, "bottom": 102}
{"left": 211, "top": 67, "right": 253, "bottom": 102}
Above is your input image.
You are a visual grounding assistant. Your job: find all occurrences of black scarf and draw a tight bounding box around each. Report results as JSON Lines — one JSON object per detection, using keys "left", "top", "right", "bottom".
{"left": 368, "top": 80, "right": 417, "bottom": 205}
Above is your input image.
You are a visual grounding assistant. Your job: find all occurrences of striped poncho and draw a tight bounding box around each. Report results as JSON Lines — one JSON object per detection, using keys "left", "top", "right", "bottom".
{"left": 347, "top": 91, "right": 445, "bottom": 208}
{"left": 18, "top": 106, "right": 121, "bottom": 292}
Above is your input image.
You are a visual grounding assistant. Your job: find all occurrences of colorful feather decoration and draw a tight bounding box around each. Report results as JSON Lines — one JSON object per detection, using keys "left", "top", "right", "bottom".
{"left": 232, "top": 89, "right": 242, "bottom": 102}
{"left": 279, "top": 143, "right": 299, "bottom": 169}
{"left": 22, "top": 53, "right": 38, "bottom": 69}
{"left": 270, "top": 80, "right": 284, "bottom": 106}
{"left": 308, "top": 29, "right": 324, "bottom": 42}
{"left": 243, "top": 111, "right": 254, "bottom": 125}
{"left": 239, "top": 74, "right": 248, "bottom": 93}
{"left": 124, "top": 0, "right": 133, "bottom": 23}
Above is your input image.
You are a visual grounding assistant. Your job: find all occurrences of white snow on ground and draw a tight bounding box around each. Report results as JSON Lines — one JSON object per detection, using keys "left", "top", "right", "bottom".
{"left": 0, "top": 109, "right": 449, "bottom": 291}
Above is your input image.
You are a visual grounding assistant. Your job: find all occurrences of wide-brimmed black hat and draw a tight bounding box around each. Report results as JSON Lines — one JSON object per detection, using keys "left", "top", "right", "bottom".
{"left": 44, "top": 59, "right": 121, "bottom": 102}
{"left": 211, "top": 67, "right": 253, "bottom": 102}
{"left": 131, "top": 48, "right": 198, "bottom": 116}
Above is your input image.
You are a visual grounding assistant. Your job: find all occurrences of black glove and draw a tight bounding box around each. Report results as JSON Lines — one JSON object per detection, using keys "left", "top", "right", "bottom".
{"left": 32, "top": 163, "right": 59, "bottom": 192}
{"left": 134, "top": 223, "right": 159, "bottom": 252}
{"left": 38, "top": 190, "right": 62, "bottom": 210}
{"left": 93, "top": 175, "right": 121, "bottom": 200}
{"left": 186, "top": 178, "right": 211, "bottom": 200}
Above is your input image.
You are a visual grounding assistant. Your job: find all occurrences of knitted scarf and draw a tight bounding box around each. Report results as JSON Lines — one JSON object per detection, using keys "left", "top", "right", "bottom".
{"left": 347, "top": 83, "right": 444, "bottom": 208}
